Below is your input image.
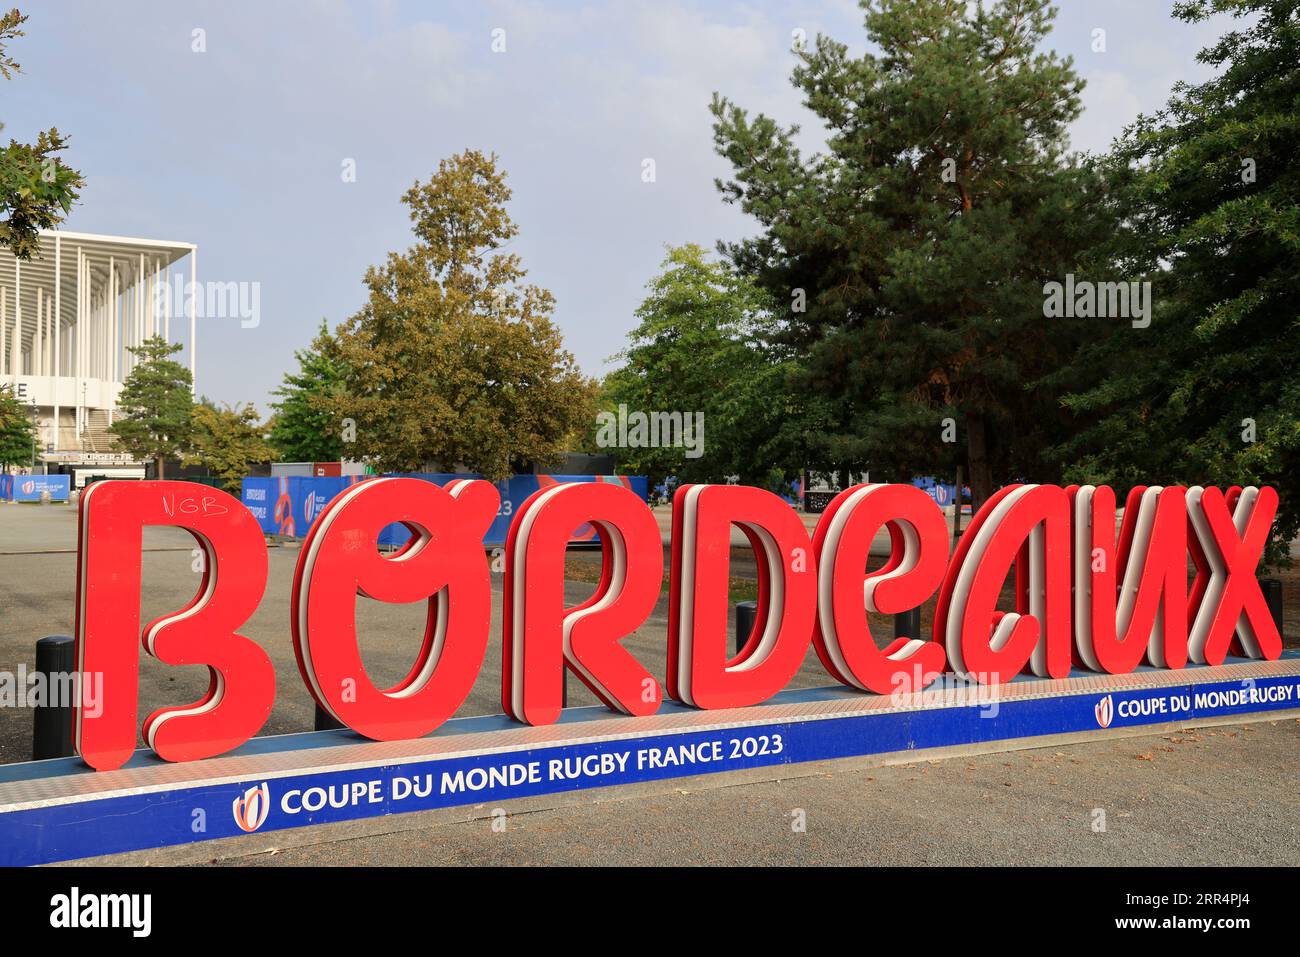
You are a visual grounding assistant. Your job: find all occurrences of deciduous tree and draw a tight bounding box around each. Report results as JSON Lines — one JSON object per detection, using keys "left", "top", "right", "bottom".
{"left": 189, "top": 401, "right": 278, "bottom": 492}
{"left": 601, "top": 243, "right": 807, "bottom": 495}
{"left": 327, "top": 150, "right": 594, "bottom": 480}
{"left": 269, "top": 319, "right": 346, "bottom": 463}
{"left": 0, "top": 9, "right": 83, "bottom": 258}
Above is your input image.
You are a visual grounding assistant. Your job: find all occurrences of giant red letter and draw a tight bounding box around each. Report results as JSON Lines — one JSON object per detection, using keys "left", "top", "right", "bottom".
{"left": 811, "top": 483, "right": 949, "bottom": 694}
{"left": 1186, "top": 485, "right": 1281, "bottom": 664}
{"left": 292, "top": 477, "right": 497, "bottom": 740}
{"left": 503, "top": 481, "right": 663, "bottom": 725}
{"left": 75, "top": 481, "right": 274, "bottom": 771}
{"left": 1073, "top": 485, "right": 1189, "bottom": 672}
{"left": 936, "top": 484, "right": 1072, "bottom": 683}
{"left": 667, "top": 484, "right": 815, "bottom": 709}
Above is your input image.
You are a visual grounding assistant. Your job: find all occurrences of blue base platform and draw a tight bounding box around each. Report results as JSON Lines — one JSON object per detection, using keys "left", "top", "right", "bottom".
{"left": 1, "top": 652, "right": 1297, "bottom": 865}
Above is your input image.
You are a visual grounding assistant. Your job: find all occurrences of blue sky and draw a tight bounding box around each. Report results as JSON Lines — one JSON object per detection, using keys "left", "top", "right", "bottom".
{"left": 5, "top": 1, "right": 1239, "bottom": 410}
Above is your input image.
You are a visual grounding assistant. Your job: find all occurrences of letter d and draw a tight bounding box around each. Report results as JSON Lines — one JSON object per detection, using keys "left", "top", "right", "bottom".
{"left": 668, "top": 485, "right": 815, "bottom": 709}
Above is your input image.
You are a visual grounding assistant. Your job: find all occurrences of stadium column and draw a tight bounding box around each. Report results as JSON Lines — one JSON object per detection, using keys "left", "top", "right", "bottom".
{"left": 162, "top": 257, "right": 170, "bottom": 342}
{"left": 33, "top": 288, "right": 42, "bottom": 380}
{"left": 189, "top": 249, "right": 197, "bottom": 394}
{"left": 75, "top": 247, "right": 82, "bottom": 437}
{"left": 137, "top": 253, "right": 144, "bottom": 367}
{"left": 109, "top": 257, "right": 117, "bottom": 384}
{"left": 53, "top": 235, "right": 61, "bottom": 448}
{"left": 14, "top": 256, "right": 21, "bottom": 375}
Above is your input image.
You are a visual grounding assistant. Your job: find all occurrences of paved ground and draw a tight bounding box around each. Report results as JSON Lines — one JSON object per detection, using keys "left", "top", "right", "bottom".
{"left": 3, "top": 501, "right": 1298, "bottom": 866}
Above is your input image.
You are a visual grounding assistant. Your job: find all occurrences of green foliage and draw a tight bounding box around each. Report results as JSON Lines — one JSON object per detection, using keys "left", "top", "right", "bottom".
{"left": 188, "top": 402, "right": 277, "bottom": 492}
{"left": 269, "top": 319, "right": 346, "bottom": 462}
{"left": 0, "top": 9, "right": 83, "bottom": 259}
{"left": 327, "top": 150, "right": 596, "bottom": 480}
{"left": 600, "top": 244, "right": 806, "bottom": 495}
{"left": 710, "top": 0, "right": 1114, "bottom": 505}
{"left": 1057, "top": 0, "right": 1300, "bottom": 563}
{"left": 109, "top": 336, "right": 194, "bottom": 478}
{"left": 0, "top": 382, "right": 33, "bottom": 466}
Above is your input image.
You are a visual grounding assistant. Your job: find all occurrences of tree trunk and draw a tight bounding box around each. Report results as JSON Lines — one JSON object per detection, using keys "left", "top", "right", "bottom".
{"left": 157, "top": 455, "right": 165, "bottom": 480}
{"left": 965, "top": 411, "right": 993, "bottom": 512}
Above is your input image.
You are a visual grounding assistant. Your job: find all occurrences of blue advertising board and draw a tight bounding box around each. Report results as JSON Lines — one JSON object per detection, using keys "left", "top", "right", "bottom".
{"left": 0, "top": 655, "right": 1295, "bottom": 865}
{"left": 912, "top": 476, "right": 971, "bottom": 512}
{"left": 2, "top": 474, "right": 70, "bottom": 502}
{"left": 241, "top": 473, "right": 649, "bottom": 547}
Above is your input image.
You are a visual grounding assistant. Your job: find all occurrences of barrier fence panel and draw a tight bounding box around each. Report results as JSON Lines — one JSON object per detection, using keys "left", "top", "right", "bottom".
{"left": 241, "top": 473, "right": 649, "bottom": 546}
{"left": 0, "top": 475, "right": 70, "bottom": 502}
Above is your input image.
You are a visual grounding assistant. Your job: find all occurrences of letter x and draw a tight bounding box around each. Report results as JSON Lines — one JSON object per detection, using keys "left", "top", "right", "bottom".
{"left": 1187, "top": 486, "right": 1280, "bottom": 664}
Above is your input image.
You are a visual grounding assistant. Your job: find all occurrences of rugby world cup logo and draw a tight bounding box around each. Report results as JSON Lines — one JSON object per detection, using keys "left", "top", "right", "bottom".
{"left": 21, "top": 480, "right": 34, "bottom": 495}
{"left": 303, "top": 491, "right": 324, "bottom": 527}
{"left": 1094, "top": 694, "right": 1114, "bottom": 729}
{"left": 232, "top": 782, "right": 271, "bottom": 832}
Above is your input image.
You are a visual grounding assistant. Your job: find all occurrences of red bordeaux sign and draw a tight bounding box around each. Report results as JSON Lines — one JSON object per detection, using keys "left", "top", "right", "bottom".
{"left": 71, "top": 479, "right": 1281, "bottom": 771}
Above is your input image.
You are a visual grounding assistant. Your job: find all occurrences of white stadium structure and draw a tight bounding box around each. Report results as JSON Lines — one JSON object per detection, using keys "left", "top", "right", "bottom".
{"left": 0, "top": 230, "right": 197, "bottom": 480}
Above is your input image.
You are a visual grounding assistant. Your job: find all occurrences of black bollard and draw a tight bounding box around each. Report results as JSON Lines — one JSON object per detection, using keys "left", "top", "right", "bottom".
{"left": 894, "top": 607, "right": 922, "bottom": 641}
{"left": 33, "top": 635, "right": 76, "bottom": 760}
{"left": 1259, "top": 578, "right": 1283, "bottom": 637}
{"left": 735, "top": 600, "right": 758, "bottom": 657}
{"left": 313, "top": 703, "right": 346, "bottom": 732}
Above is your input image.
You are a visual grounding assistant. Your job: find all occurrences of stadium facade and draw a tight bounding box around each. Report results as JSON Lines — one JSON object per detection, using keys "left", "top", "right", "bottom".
{"left": 0, "top": 230, "right": 196, "bottom": 479}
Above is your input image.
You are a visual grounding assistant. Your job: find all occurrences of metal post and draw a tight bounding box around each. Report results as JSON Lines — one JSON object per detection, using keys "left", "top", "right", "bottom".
{"left": 33, "top": 635, "right": 76, "bottom": 760}
{"left": 735, "top": 600, "right": 758, "bottom": 657}
{"left": 894, "top": 607, "right": 922, "bottom": 641}
{"left": 1259, "top": 578, "right": 1283, "bottom": 638}
{"left": 314, "top": 703, "right": 345, "bottom": 732}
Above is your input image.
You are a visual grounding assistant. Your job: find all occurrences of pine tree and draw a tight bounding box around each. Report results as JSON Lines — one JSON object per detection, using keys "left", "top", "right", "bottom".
{"left": 1058, "top": 0, "right": 1300, "bottom": 561}
{"left": 710, "top": 0, "right": 1112, "bottom": 506}
{"left": 109, "top": 336, "right": 194, "bottom": 478}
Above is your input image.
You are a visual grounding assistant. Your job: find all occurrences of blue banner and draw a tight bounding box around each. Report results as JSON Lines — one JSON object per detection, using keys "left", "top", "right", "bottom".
{"left": 912, "top": 476, "right": 971, "bottom": 511}
{"left": 3, "top": 474, "right": 70, "bottom": 502}
{"left": 1, "top": 661, "right": 1295, "bottom": 865}
{"left": 241, "top": 473, "right": 649, "bottom": 547}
